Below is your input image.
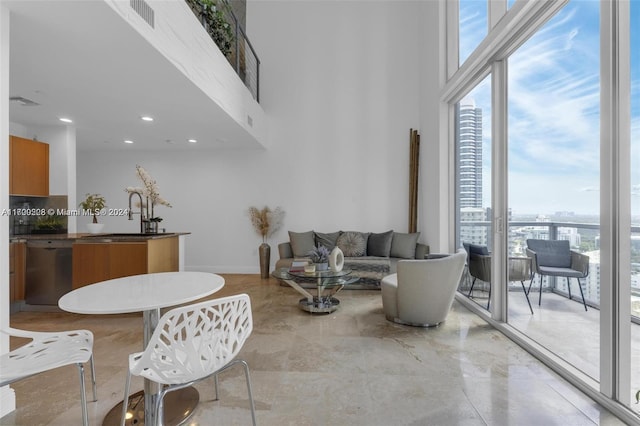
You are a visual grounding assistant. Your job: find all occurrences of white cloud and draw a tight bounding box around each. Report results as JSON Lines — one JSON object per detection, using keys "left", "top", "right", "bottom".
{"left": 456, "top": 1, "right": 639, "bottom": 216}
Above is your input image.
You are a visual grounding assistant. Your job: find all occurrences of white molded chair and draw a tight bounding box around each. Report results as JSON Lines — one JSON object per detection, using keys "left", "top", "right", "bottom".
{"left": 0, "top": 327, "right": 96, "bottom": 425}
{"left": 121, "top": 293, "right": 256, "bottom": 426}
{"left": 381, "top": 250, "right": 466, "bottom": 327}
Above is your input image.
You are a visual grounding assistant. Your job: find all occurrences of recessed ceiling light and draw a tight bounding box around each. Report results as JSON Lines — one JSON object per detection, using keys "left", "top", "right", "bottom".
{"left": 141, "top": 116, "right": 154, "bottom": 122}
{"left": 124, "top": 140, "right": 134, "bottom": 144}
{"left": 188, "top": 139, "right": 197, "bottom": 143}
{"left": 59, "top": 117, "right": 73, "bottom": 123}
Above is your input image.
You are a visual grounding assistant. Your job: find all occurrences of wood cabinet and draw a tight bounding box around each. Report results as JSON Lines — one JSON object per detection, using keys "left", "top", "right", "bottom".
{"left": 9, "top": 135, "right": 49, "bottom": 196}
{"left": 72, "top": 237, "right": 179, "bottom": 288}
{"left": 9, "top": 242, "right": 26, "bottom": 302}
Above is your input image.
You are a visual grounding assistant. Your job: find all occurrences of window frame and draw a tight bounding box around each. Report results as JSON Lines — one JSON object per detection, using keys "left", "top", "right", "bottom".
{"left": 444, "top": 0, "right": 635, "bottom": 421}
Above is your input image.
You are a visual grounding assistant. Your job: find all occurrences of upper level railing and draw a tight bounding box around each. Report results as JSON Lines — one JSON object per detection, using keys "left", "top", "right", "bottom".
{"left": 186, "top": 0, "right": 260, "bottom": 102}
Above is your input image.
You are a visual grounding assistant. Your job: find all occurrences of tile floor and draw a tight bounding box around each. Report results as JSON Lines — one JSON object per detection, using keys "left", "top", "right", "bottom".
{"left": 1, "top": 274, "right": 626, "bottom": 425}
{"left": 468, "top": 280, "right": 640, "bottom": 405}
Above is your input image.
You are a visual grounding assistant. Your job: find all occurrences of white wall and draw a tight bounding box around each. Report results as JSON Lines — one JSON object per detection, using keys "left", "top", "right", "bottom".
{"left": 78, "top": 0, "right": 442, "bottom": 273}
{"left": 105, "top": 0, "right": 266, "bottom": 147}
{"left": 419, "top": 0, "right": 449, "bottom": 252}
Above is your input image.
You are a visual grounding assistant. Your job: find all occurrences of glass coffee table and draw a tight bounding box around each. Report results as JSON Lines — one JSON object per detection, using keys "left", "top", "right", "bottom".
{"left": 273, "top": 267, "right": 358, "bottom": 313}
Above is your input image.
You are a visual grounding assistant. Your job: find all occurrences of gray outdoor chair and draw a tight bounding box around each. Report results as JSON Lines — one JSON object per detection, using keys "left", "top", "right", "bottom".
{"left": 525, "top": 239, "right": 589, "bottom": 311}
{"left": 464, "top": 243, "right": 534, "bottom": 314}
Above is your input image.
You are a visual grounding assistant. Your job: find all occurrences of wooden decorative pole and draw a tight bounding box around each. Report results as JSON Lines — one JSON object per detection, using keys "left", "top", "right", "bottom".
{"left": 408, "top": 129, "right": 420, "bottom": 233}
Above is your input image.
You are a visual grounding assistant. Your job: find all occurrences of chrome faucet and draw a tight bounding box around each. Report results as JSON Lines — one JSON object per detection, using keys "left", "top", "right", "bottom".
{"left": 128, "top": 191, "right": 144, "bottom": 233}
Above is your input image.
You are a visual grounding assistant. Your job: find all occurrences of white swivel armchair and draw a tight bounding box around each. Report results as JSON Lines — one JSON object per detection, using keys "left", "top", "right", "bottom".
{"left": 121, "top": 293, "right": 256, "bottom": 426}
{"left": 381, "top": 250, "right": 466, "bottom": 327}
{"left": 0, "top": 327, "right": 96, "bottom": 426}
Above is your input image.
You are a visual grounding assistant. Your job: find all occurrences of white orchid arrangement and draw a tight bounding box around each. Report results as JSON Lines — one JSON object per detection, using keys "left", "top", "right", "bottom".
{"left": 125, "top": 165, "right": 172, "bottom": 221}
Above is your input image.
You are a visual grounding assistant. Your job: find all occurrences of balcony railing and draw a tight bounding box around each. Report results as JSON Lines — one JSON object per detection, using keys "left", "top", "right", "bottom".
{"left": 459, "top": 220, "right": 640, "bottom": 316}
{"left": 186, "top": 0, "right": 260, "bottom": 102}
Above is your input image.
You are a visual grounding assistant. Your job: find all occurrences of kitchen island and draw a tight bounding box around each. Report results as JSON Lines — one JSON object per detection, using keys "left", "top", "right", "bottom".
{"left": 71, "top": 232, "right": 189, "bottom": 288}
{"left": 9, "top": 232, "right": 190, "bottom": 309}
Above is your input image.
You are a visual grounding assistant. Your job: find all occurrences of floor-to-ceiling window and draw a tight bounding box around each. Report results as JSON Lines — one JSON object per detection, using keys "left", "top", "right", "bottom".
{"left": 459, "top": 0, "right": 487, "bottom": 65}
{"left": 629, "top": 0, "right": 639, "bottom": 412}
{"left": 448, "top": 0, "right": 636, "bottom": 421}
{"left": 456, "top": 76, "right": 492, "bottom": 311}
{"left": 506, "top": 0, "right": 601, "bottom": 381}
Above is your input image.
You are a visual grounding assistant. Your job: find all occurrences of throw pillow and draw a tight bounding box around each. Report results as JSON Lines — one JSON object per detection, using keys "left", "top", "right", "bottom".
{"left": 367, "top": 230, "right": 394, "bottom": 257}
{"left": 289, "top": 230, "right": 316, "bottom": 258}
{"left": 390, "top": 232, "right": 420, "bottom": 259}
{"left": 336, "top": 231, "right": 367, "bottom": 257}
{"left": 315, "top": 231, "right": 341, "bottom": 251}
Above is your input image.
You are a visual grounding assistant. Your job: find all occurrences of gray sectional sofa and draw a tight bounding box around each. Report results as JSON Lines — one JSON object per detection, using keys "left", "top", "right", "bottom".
{"left": 275, "top": 230, "right": 429, "bottom": 289}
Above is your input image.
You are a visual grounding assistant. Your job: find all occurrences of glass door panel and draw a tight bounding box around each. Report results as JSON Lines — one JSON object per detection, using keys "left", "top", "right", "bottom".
{"left": 456, "top": 76, "right": 492, "bottom": 311}
{"left": 630, "top": 0, "right": 640, "bottom": 412}
{"left": 506, "top": 0, "right": 600, "bottom": 381}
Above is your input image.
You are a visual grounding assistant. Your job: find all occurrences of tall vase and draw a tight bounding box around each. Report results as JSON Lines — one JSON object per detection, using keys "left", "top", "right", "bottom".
{"left": 259, "top": 243, "right": 271, "bottom": 279}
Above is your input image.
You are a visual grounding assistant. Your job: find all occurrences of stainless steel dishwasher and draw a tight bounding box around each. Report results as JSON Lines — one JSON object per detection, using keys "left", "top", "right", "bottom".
{"left": 26, "top": 239, "right": 73, "bottom": 305}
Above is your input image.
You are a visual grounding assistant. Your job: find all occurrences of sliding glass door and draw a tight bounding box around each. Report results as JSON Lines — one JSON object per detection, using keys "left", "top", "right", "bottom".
{"left": 456, "top": 76, "right": 492, "bottom": 311}
{"left": 506, "top": 0, "right": 601, "bottom": 381}
{"left": 629, "top": 0, "right": 639, "bottom": 412}
{"left": 448, "top": 0, "right": 637, "bottom": 420}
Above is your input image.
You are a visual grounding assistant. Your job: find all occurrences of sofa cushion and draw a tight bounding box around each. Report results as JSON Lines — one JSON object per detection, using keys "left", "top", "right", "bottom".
{"left": 367, "top": 230, "right": 394, "bottom": 257}
{"left": 527, "top": 239, "right": 571, "bottom": 268}
{"left": 337, "top": 231, "right": 367, "bottom": 257}
{"left": 315, "top": 231, "right": 341, "bottom": 251}
{"left": 466, "top": 243, "right": 489, "bottom": 256}
{"left": 289, "top": 230, "right": 316, "bottom": 257}
{"left": 390, "top": 232, "right": 420, "bottom": 259}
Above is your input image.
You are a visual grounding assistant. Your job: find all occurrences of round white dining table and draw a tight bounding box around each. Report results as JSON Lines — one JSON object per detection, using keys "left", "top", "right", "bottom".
{"left": 58, "top": 271, "right": 225, "bottom": 426}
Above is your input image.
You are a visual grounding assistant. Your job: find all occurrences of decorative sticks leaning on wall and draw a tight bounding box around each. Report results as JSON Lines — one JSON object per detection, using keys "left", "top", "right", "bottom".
{"left": 409, "top": 129, "right": 420, "bottom": 234}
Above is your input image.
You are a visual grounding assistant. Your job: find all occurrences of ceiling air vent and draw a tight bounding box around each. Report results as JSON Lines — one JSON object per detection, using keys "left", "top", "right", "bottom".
{"left": 130, "top": 0, "right": 155, "bottom": 28}
{"left": 9, "top": 96, "right": 39, "bottom": 106}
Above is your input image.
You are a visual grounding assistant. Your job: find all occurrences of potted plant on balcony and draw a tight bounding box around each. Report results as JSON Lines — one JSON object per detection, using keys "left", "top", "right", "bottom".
{"left": 79, "top": 193, "right": 106, "bottom": 234}
{"left": 186, "top": 0, "right": 235, "bottom": 58}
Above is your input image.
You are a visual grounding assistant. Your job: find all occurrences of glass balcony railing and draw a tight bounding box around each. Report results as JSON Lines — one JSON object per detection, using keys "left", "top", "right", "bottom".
{"left": 459, "top": 220, "right": 640, "bottom": 318}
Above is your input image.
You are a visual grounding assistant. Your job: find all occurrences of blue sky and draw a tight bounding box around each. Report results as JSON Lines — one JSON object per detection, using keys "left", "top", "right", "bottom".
{"left": 459, "top": 0, "right": 639, "bottom": 217}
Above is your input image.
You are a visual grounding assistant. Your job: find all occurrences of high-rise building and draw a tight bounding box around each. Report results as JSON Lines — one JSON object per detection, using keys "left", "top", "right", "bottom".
{"left": 458, "top": 99, "right": 488, "bottom": 248}
{"left": 458, "top": 99, "right": 483, "bottom": 208}
{"left": 459, "top": 207, "right": 489, "bottom": 246}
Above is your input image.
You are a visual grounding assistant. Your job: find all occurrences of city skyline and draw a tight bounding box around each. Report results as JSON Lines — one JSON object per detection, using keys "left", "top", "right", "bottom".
{"left": 459, "top": 0, "right": 639, "bottom": 217}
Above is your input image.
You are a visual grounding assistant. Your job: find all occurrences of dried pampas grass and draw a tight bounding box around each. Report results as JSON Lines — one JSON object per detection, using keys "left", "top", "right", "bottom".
{"left": 248, "top": 206, "right": 285, "bottom": 242}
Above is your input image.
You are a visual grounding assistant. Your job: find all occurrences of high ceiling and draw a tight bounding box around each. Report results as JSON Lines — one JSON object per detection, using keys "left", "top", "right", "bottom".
{"left": 6, "top": 0, "right": 259, "bottom": 151}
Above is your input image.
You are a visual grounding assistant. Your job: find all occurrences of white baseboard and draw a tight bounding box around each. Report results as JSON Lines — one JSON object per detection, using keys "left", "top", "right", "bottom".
{"left": 0, "top": 386, "right": 16, "bottom": 418}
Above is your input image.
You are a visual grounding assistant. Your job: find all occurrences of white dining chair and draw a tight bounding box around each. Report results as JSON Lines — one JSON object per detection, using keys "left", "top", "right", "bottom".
{"left": 0, "top": 327, "right": 97, "bottom": 426}
{"left": 121, "top": 293, "right": 256, "bottom": 426}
